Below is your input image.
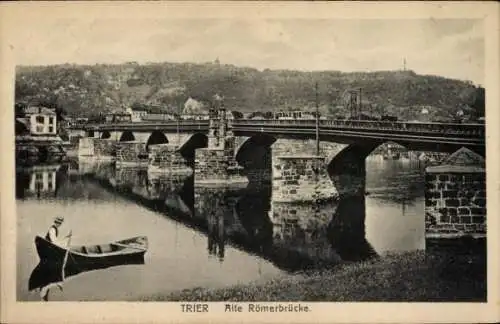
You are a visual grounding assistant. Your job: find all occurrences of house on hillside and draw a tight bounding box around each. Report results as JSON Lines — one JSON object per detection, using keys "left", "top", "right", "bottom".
{"left": 140, "top": 105, "right": 176, "bottom": 121}
{"left": 181, "top": 97, "right": 209, "bottom": 120}
{"left": 181, "top": 112, "right": 209, "bottom": 120}
{"left": 104, "top": 109, "right": 132, "bottom": 123}
{"left": 15, "top": 106, "right": 58, "bottom": 137}
{"left": 126, "top": 106, "right": 148, "bottom": 122}
{"left": 183, "top": 97, "right": 205, "bottom": 113}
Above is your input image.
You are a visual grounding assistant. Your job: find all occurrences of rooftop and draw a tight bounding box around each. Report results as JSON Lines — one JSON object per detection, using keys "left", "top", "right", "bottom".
{"left": 426, "top": 147, "right": 485, "bottom": 173}
{"left": 23, "top": 106, "right": 56, "bottom": 115}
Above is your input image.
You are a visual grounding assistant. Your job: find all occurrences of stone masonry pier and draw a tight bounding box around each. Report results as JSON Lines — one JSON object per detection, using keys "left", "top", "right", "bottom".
{"left": 78, "top": 138, "right": 95, "bottom": 157}
{"left": 195, "top": 137, "right": 246, "bottom": 186}
{"left": 425, "top": 147, "right": 486, "bottom": 250}
{"left": 93, "top": 139, "right": 117, "bottom": 161}
{"left": 272, "top": 156, "right": 337, "bottom": 203}
{"left": 115, "top": 141, "right": 148, "bottom": 168}
{"left": 236, "top": 137, "right": 348, "bottom": 202}
{"left": 148, "top": 143, "right": 193, "bottom": 177}
{"left": 194, "top": 108, "right": 246, "bottom": 186}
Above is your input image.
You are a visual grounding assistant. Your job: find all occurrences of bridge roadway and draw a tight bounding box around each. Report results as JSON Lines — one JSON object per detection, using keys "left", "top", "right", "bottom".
{"left": 84, "top": 119, "right": 485, "bottom": 153}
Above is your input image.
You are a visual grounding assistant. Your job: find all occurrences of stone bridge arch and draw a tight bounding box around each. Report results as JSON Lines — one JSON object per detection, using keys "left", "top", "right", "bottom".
{"left": 119, "top": 130, "right": 135, "bottom": 142}
{"left": 101, "top": 131, "right": 111, "bottom": 139}
{"left": 235, "top": 134, "right": 277, "bottom": 169}
{"left": 326, "top": 141, "right": 403, "bottom": 197}
{"left": 235, "top": 134, "right": 277, "bottom": 183}
{"left": 178, "top": 133, "right": 208, "bottom": 161}
{"left": 148, "top": 133, "right": 208, "bottom": 174}
{"left": 146, "top": 131, "right": 169, "bottom": 150}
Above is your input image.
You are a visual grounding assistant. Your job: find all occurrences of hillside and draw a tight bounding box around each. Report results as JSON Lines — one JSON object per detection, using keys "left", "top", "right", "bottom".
{"left": 15, "top": 63, "right": 485, "bottom": 121}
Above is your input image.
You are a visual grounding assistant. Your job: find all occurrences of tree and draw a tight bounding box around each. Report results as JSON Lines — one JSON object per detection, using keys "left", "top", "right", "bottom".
{"left": 471, "top": 87, "right": 485, "bottom": 118}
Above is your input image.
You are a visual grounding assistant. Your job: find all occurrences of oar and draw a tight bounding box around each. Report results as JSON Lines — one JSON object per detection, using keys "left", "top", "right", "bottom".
{"left": 61, "top": 230, "right": 73, "bottom": 281}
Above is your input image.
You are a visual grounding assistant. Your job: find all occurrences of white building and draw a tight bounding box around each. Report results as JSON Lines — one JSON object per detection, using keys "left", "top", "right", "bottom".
{"left": 22, "top": 106, "right": 58, "bottom": 136}
{"left": 125, "top": 106, "right": 147, "bottom": 122}
{"left": 183, "top": 97, "right": 205, "bottom": 114}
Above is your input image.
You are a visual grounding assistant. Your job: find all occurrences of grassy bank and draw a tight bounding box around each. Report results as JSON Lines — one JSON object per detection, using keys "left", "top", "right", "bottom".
{"left": 144, "top": 250, "right": 486, "bottom": 302}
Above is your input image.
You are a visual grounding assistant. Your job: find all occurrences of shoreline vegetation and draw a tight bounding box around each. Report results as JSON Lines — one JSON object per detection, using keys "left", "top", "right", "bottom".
{"left": 143, "top": 249, "right": 486, "bottom": 302}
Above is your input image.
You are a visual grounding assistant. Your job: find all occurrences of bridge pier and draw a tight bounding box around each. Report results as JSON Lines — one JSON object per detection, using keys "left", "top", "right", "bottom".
{"left": 272, "top": 156, "right": 337, "bottom": 203}
{"left": 115, "top": 141, "right": 148, "bottom": 168}
{"left": 79, "top": 138, "right": 117, "bottom": 161}
{"left": 94, "top": 139, "right": 117, "bottom": 161}
{"left": 424, "top": 147, "right": 486, "bottom": 251}
{"left": 195, "top": 136, "right": 246, "bottom": 186}
{"left": 78, "top": 138, "right": 95, "bottom": 157}
{"left": 195, "top": 108, "right": 246, "bottom": 186}
{"left": 148, "top": 143, "right": 193, "bottom": 177}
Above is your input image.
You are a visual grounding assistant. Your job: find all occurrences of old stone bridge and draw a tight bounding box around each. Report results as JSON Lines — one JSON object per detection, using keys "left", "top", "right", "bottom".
{"left": 77, "top": 112, "right": 485, "bottom": 205}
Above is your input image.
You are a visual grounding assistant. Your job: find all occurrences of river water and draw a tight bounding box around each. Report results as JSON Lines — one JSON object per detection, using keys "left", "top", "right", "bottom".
{"left": 16, "top": 156, "right": 426, "bottom": 301}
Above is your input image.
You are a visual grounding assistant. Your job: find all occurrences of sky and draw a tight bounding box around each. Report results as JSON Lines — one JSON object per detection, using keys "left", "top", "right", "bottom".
{"left": 12, "top": 18, "right": 484, "bottom": 85}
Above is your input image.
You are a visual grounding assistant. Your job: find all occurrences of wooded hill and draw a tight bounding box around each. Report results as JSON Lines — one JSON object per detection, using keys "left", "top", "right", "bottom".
{"left": 15, "top": 62, "right": 485, "bottom": 121}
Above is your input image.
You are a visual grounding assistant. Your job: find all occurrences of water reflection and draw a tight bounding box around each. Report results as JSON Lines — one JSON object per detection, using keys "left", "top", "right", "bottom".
{"left": 328, "top": 195, "right": 378, "bottom": 261}
{"left": 17, "top": 157, "right": 426, "bottom": 300}
{"left": 99, "top": 166, "right": 383, "bottom": 270}
{"left": 366, "top": 159, "right": 424, "bottom": 204}
{"left": 18, "top": 158, "right": 424, "bottom": 271}
{"left": 29, "top": 256, "right": 145, "bottom": 301}
{"left": 16, "top": 164, "right": 66, "bottom": 200}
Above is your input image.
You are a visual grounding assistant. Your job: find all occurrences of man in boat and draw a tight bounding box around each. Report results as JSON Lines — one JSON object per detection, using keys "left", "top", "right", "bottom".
{"left": 46, "top": 216, "right": 72, "bottom": 247}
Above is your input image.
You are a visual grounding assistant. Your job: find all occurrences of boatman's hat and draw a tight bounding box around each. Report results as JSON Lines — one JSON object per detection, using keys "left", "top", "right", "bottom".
{"left": 54, "top": 216, "right": 64, "bottom": 225}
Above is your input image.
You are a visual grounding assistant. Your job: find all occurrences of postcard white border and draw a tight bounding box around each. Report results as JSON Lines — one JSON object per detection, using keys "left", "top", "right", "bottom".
{"left": 1, "top": 1, "right": 499, "bottom": 323}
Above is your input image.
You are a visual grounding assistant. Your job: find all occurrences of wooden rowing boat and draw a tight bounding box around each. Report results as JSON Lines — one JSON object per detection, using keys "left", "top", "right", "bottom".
{"left": 34, "top": 235, "right": 148, "bottom": 267}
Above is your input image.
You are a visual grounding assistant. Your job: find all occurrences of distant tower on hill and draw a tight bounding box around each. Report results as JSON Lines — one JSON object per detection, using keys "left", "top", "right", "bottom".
{"left": 215, "top": 57, "right": 220, "bottom": 65}
{"left": 403, "top": 57, "right": 407, "bottom": 71}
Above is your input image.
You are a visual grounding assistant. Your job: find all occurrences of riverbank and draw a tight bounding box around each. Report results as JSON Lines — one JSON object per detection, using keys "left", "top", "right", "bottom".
{"left": 144, "top": 249, "right": 486, "bottom": 302}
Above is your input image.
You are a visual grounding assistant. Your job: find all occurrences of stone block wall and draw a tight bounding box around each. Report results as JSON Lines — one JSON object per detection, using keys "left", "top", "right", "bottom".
{"left": 272, "top": 156, "right": 338, "bottom": 203}
{"left": 195, "top": 136, "right": 245, "bottom": 185}
{"left": 115, "top": 142, "right": 148, "bottom": 163}
{"left": 258, "top": 138, "right": 345, "bottom": 199}
{"left": 271, "top": 139, "right": 346, "bottom": 158}
{"left": 246, "top": 168, "right": 273, "bottom": 184}
{"left": 93, "top": 139, "right": 117, "bottom": 159}
{"left": 195, "top": 147, "right": 245, "bottom": 185}
{"left": 425, "top": 171, "right": 486, "bottom": 240}
{"left": 78, "top": 137, "right": 95, "bottom": 156}
{"left": 424, "top": 147, "right": 486, "bottom": 248}
{"left": 148, "top": 144, "right": 192, "bottom": 175}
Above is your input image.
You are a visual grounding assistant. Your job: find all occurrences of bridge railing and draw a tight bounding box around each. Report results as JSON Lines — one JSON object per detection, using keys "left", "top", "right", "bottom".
{"left": 232, "top": 119, "right": 485, "bottom": 137}
{"left": 82, "top": 119, "right": 485, "bottom": 138}
{"left": 84, "top": 120, "right": 210, "bottom": 130}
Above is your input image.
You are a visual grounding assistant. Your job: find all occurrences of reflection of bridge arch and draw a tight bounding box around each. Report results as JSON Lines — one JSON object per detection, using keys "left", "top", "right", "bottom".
{"left": 101, "top": 131, "right": 111, "bottom": 139}
{"left": 146, "top": 131, "right": 169, "bottom": 150}
{"left": 119, "top": 131, "right": 135, "bottom": 142}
